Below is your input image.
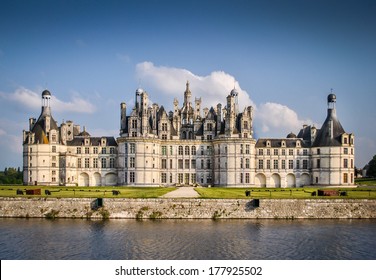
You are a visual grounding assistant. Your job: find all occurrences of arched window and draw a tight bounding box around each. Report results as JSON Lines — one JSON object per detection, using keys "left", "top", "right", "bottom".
{"left": 185, "top": 146, "right": 190, "bottom": 155}
{"left": 191, "top": 146, "right": 196, "bottom": 155}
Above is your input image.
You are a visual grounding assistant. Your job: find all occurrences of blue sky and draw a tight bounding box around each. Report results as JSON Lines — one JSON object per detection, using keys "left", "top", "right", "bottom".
{"left": 0, "top": 0, "right": 375, "bottom": 170}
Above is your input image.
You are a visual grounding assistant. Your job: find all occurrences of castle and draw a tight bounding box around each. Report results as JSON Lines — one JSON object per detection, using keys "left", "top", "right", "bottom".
{"left": 23, "top": 82, "right": 355, "bottom": 187}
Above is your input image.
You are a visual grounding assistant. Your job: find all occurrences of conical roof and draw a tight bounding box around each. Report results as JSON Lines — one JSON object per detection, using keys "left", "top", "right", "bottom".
{"left": 312, "top": 108, "right": 345, "bottom": 147}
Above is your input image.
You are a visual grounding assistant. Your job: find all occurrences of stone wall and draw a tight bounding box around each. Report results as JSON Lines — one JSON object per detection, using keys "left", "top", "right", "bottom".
{"left": 0, "top": 197, "right": 375, "bottom": 219}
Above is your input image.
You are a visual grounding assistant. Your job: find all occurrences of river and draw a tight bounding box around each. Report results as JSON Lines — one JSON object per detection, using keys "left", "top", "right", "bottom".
{"left": 0, "top": 219, "right": 375, "bottom": 259}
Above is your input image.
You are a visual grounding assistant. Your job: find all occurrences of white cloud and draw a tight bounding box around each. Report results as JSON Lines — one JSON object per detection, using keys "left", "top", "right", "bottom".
{"left": 255, "top": 102, "right": 314, "bottom": 136}
{"left": 136, "top": 61, "right": 254, "bottom": 110}
{"left": 1, "top": 87, "right": 96, "bottom": 114}
{"left": 135, "top": 61, "right": 311, "bottom": 137}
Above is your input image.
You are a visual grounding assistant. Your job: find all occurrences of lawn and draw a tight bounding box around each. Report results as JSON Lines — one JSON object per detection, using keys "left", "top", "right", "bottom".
{"left": 195, "top": 187, "right": 376, "bottom": 199}
{"left": 355, "top": 178, "right": 376, "bottom": 186}
{"left": 0, "top": 186, "right": 176, "bottom": 198}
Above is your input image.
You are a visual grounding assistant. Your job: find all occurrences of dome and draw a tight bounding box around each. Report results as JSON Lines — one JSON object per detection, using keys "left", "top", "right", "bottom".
{"left": 287, "top": 132, "right": 297, "bottom": 138}
{"left": 230, "top": 88, "right": 238, "bottom": 97}
{"left": 42, "top": 89, "right": 51, "bottom": 97}
{"left": 327, "top": 93, "right": 336, "bottom": 103}
{"left": 136, "top": 88, "right": 144, "bottom": 95}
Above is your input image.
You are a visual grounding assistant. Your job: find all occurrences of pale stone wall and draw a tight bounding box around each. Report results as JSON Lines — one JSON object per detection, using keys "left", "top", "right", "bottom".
{"left": 1, "top": 198, "right": 375, "bottom": 219}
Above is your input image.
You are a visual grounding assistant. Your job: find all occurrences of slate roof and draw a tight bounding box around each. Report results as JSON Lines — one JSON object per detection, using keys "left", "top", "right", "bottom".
{"left": 312, "top": 108, "right": 345, "bottom": 147}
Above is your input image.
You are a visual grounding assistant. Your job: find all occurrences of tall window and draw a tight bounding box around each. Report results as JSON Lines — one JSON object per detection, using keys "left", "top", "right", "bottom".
{"left": 344, "top": 159, "right": 348, "bottom": 168}
{"left": 110, "top": 147, "right": 115, "bottom": 154}
{"left": 101, "top": 158, "right": 107, "bottom": 168}
{"left": 130, "top": 157, "right": 135, "bottom": 168}
{"left": 282, "top": 160, "right": 286, "bottom": 169}
{"left": 317, "top": 159, "right": 321, "bottom": 168}
{"left": 130, "top": 172, "right": 135, "bottom": 183}
{"left": 132, "top": 119, "right": 137, "bottom": 129}
{"left": 93, "top": 147, "right": 98, "bottom": 154}
{"left": 110, "top": 158, "right": 115, "bottom": 168}
{"left": 274, "top": 149, "right": 278, "bottom": 156}
{"left": 85, "top": 158, "right": 90, "bottom": 168}
{"left": 185, "top": 146, "right": 190, "bottom": 155}
{"left": 93, "top": 158, "right": 98, "bottom": 168}
{"left": 258, "top": 159, "right": 264, "bottom": 169}
{"left": 162, "top": 159, "right": 167, "bottom": 169}
{"left": 258, "top": 149, "right": 263, "bottom": 156}
{"left": 273, "top": 160, "right": 278, "bottom": 169}
{"left": 78, "top": 158, "right": 82, "bottom": 168}
{"left": 130, "top": 143, "right": 136, "bottom": 153}
{"left": 102, "top": 147, "right": 107, "bottom": 154}
{"left": 296, "top": 160, "right": 300, "bottom": 169}
{"left": 77, "top": 147, "right": 81, "bottom": 154}
{"left": 161, "top": 173, "right": 167, "bottom": 183}
{"left": 162, "top": 146, "right": 167, "bottom": 155}
{"left": 185, "top": 159, "right": 190, "bottom": 169}
{"left": 162, "top": 123, "right": 168, "bottom": 131}
{"left": 191, "top": 159, "right": 196, "bottom": 169}
{"left": 191, "top": 146, "right": 196, "bottom": 155}
{"left": 343, "top": 173, "right": 348, "bottom": 183}
{"left": 85, "top": 147, "right": 90, "bottom": 154}
{"left": 303, "top": 160, "right": 308, "bottom": 169}
{"left": 178, "top": 159, "right": 183, "bottom": 169}
{"left": 289, "top": 160, "right": 293, "bottom": 169}
{"left": 245, "top": 158, "right": 250, "bottom": 168}
{"left": 178, "top": 146, "right": 183, "bottom": 155}
{"left": 245, "top": 173, "right": 250, "bottom": 183}
{"left": 246, "top": 145, "right": 250, "bottom": 154}
{"left": 267, "top": 160, "right": 271, "bottom": 169}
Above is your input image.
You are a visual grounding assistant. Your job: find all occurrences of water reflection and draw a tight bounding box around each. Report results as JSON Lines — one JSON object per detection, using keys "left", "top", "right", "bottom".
{"left": 0, "top": 219, "right": 375, "bottom": 260}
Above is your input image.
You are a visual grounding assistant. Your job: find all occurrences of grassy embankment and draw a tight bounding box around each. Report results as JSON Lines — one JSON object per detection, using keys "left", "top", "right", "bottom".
{"left": 0, "top": 186, "right": 175, "bottom": 198}
{"left": 195, "top": 187, "right": 376, "bottom": 199}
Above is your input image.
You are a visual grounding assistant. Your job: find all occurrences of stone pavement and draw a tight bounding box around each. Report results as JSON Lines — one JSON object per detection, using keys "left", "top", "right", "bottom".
{"left": 161, "top": 187, "right": 201, "bottom": 198}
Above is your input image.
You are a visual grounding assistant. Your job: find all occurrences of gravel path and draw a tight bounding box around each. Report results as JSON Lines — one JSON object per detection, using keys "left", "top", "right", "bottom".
{"left": 161, "top": 187, "right": 201, "bottom": 198}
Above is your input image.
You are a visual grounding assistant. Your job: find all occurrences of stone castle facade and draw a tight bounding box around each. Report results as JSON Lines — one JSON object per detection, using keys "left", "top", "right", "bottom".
{"left": 23, "top": 82, "right": 355, "bottom": 187}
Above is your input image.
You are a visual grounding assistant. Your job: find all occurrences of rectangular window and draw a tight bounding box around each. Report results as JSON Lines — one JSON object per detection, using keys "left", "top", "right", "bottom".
{"left": 258, "top": 149, "right": 263, "bottom": 156}
{"left": 110, "top": 147, "right": 115, "bottom": 154}
{"left": 289, "top": 160, "right": 293, "bottom": 169}
{"left": 161, "top": 173, "right": 167, "bottom": 183}
{"left": 317, "top": 148, "right": 320, "bottom": 155}
{"left": 343, "top": 173, "right": 348, "bottom": 183}
{"left": 274, "top": 160, "right": 278, "bottom": 169}
{"left": 317, "top": 159, "right": 321, "bottom": 168}
{"left": 240, "top": 144, "right": 243, "bottom": 154}
{"left": 130, "top": 157, "right": 135, "bottom": 168}
{"left": 245, "top": 173, "right": 250, "bottom": 184}
{"left": 170, "top": 146, "right": 173, "bottom": 155}
{"left": 185, "top": 146, "right": 190, "bottom": 155}
{"left": 93, "top": 158, "right": 98, "bottom": 168}
{"left": 77, "top": 147, "right": 81, "bottom": 154}
{"left": 191, "top": 159, "right": 196, "bottom": 169}
{"left": 178, "top": 159, "right": 183, "bottom": 169}
{"left": 102, "top": 147, "right": 107, "bottom": 154}
{"left": 162, "top": 146, "right": 167, "bottom": 156}
{"left": 170, "top": 159, "right": 173, "bottom": 169}
{"left": 207, "top": 159, "right": 211, "bottom": 169}
{"left": 132, "top": 119, "right": 137, "bottom": 129}
{"left": 93, "top": 147, "right": 98, "bottom": 154}
{"left": 246, "top": 145, "right": 250, "bottom": 154}
{"left": 289, "top": 149, "right": 293, "bottom": 156}
{"left": 240, "top": 173, "right": 243, "bottom": 183}
{"left": 344, "top": 159, "right": 348, "bottom": 168}
{"left": 178, "top": 173, "right": 183, "bottom": 184}
{"left": 162, "top": 123, "right": 168, "bottom": 131}
{"left": 85, "top": 158, "right": 90, "bottom": 168}
{"left": 130, "top": 143, "right": 136, "bottom": 153}
{"left": 85, "top": 147, "right": 90, "bottom": 154}
{"left": 191, "top": 173, "right": 196, "bottom": 184}
{"left": 52, "top": 146, "right": 56, "bottom": 153}
{"left": 101, "top": 158, "right": 107, "bottom": 168}
{"left": 303, "top": 149, "right": 308, "bottom": 156}
{"left": 240, "top": 158, "right": 243, "bottom": 168}
{"left": 77, "top": 158, "right": 82, "bottom": 168}
{"left": 191, "top": 146, "right": 196, "bottom": 155}
{"left": 303, "top": 160, "right": 308, "bottom": 169}
{"left": 178, "top": 146, "right": 183, "bottom": 155}
{"left": 258, "top": 159, "right": 264, "bottom": 169}
{"left": 130, "top": 172, "right": 135, "bottom": 183}
{"left": 185, "top": 173, "right": 190, "bottom": 184}
{"left": 274, "top": 149, "right": 278, "bottom": 156}
{"left": 282, "top": 149, "right": 286, "bottom": 156}
{"left": 162, "top": 134, "right": 167, "bottom": 140}
{"left": 282, "top": 160, "right": 286, "bottom": 169}
{"left": 185, "top": 159, "right": 190, "bottom": 169}
{"left": 110, "top": 158, "right": 115, "bottom": 168}
{"left": 162, "top": 159, "right": 167, "bottom": 169}
{"left": 296, "top": 160, "right": 300, "bottom": 169}
{"left": 245, "top": 158, "right": 250, "bottom": 169}
{"left": 267, "top": 160, "right": 271, "bottom": 169}
{"left": 344, "top": 148, "right": 348, "bottom": 154}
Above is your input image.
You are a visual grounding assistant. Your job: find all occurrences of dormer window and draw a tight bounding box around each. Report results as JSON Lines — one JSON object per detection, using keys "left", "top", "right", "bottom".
{"left": 266, "top": 141, "right": 271, "bottom": 147}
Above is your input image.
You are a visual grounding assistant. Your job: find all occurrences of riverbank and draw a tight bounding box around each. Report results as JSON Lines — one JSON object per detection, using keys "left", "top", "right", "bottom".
{"left": 0, "top": 197, "right": 375, "bottom": 219}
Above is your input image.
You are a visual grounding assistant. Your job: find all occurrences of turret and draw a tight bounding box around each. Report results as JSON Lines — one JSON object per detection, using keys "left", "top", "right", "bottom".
{"left": 120, "top": 102, "right": 127, "bottom": 133}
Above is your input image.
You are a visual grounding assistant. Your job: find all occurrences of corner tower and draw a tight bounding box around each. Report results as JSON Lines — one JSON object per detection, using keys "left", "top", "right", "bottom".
{"left": 311, "top": 93, "right": 355, "bottom": 186}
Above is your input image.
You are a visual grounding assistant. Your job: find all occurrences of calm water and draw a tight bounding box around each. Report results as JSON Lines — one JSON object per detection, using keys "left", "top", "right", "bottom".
{"left": 0, "top": 219, "right": 375, "bottom": 260}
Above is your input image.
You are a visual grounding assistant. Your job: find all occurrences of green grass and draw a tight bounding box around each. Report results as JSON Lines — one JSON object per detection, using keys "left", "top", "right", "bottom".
{"left": 355, "top": 178, "right": 376, "bottom": 186}
{"left": 0, "top": 186, "right": 176, "bottom": 198}
{"left": 195, "top": 187, "right": 376, "bottom": 199}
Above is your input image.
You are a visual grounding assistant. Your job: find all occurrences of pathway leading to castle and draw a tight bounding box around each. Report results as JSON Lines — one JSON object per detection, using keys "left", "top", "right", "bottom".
{"left": 161, "top": 187, "right": 200, "bottom": 198}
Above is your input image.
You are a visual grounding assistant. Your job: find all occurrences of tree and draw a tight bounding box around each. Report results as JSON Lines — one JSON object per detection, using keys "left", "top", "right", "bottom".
{"left": 366, "top": 155, "right": 376, "bottom": 178}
